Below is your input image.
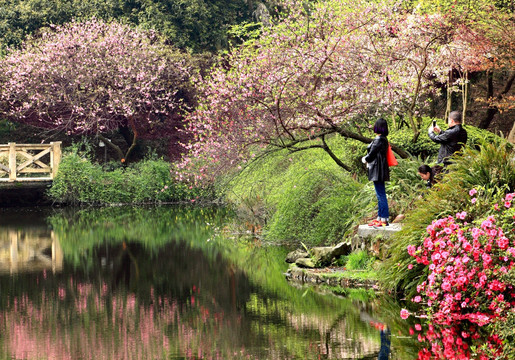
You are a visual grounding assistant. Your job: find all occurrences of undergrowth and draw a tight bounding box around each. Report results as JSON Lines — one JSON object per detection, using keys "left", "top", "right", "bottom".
{"left": 48, "top": 144, "right": 211, "bottom": 205}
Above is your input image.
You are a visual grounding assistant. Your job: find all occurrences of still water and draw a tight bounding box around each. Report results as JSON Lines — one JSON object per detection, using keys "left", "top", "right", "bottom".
{"left": 0, "top": 206, "right": 418, "bottom": 360}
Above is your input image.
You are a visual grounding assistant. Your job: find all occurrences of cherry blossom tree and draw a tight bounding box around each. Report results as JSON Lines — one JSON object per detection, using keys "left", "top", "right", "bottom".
{"left": 182, "top": 0, "right": 480, "bottom": 181}
{"left": 0, "top": 19, "right": 192, "bottom": 162}
{"left": 411, "top": 0, "right": 515, "bottom": 126}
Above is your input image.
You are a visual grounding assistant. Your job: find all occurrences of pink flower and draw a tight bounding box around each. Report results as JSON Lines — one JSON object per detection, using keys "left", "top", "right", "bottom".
{"left": 506, "top": 193, "right": 514, "bottom": 201}
{"left": 415, "top": 324, "right": 422, "bottom": 331}
{"left": 482, "top": 253, "right": 492, "bottom": 266}
{"left": 469, "top": 188, "right": 477, "bottom": 196}
{"left": 497, "top": 237, "right": 509, "bottom": 249}
{"left": 400, "top": 309, "right": 410, "bottom": 319}
{"left": 456, "top": 211, "right": 467, "bottom": 220}
{"left": 471, "top": 198, "right": 477, "bottom": 204}
{"left": 408, "top": 264, "right": 414, "bottom": 270}
{"left": 413, "top": 295, "right": 422, "bottom": 303}
{"left": 505, "top": 201, "right": 511, "bottom": 208}
{"left": 481, "top": 219, "right": 493, "bottom": 229}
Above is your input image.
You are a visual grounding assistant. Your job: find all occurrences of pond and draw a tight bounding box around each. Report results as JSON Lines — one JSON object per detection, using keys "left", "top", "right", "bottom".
{"left": 0, "top": 206, "right": 419, "bottom": 359}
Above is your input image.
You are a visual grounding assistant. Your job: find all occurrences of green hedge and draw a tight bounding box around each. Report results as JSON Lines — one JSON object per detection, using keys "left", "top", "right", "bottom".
{"left": 48, "top": 150, "right": 210, "bottom": 205}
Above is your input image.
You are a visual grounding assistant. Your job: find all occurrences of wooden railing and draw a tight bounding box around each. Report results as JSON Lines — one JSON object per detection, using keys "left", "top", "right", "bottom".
{"left": 0, "top": 142, "right": 62, "bottom": 182}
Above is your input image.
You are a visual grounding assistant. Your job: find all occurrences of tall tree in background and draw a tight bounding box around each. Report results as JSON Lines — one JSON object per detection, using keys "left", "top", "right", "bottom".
{"left": 0, "top": 19, "right": 192, "bottom": 162}
{"left": 0, "top": 0, "right": 273, "bottom": 54}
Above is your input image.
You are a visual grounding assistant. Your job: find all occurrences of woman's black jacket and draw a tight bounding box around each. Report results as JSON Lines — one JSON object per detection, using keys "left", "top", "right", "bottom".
{"left": 364, "top": 135, "right": 390, "bottom": 182}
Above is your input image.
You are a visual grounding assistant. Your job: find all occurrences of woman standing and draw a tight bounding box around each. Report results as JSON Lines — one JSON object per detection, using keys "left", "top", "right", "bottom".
{"left": 362, "top": 118, "right": 390, "bottom": 227}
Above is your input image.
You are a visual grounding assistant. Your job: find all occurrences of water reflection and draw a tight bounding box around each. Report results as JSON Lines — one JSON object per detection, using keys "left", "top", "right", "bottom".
{"left": 0, "top": 208, "right": 63, "bottom": 274}
{"left": 0, "top": 228, "right": 62, "bottom": 274}
{"left": 0, "top": 206, "right": 416, "bottom": 359}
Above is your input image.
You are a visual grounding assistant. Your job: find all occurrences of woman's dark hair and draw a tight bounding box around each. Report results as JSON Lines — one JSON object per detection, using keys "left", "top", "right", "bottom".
{"left": 373, "top": 118, "right": 389, "bottom": 136}
{"left": 418, "top": 164, "right": 432, "bottom": 174}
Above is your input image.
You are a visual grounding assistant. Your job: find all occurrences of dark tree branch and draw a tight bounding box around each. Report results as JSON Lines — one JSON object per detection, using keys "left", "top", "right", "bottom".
{"left": 320, "top": 135, "right": 352, "bottom": 172}
{"left": 98, "top": 133, "right": 124, "bottom": 160}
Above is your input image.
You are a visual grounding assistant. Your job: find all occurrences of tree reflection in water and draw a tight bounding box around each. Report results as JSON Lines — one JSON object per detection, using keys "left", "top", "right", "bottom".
{"left": 0, "top": 206, "right": 416, "bottom": 359}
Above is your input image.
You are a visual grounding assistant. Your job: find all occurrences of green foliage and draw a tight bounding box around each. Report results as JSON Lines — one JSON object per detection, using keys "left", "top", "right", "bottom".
{"left": 48, "top": 144, "right": 211, "bottom": 205}
{"left": 389, "top": 117, "right": 440, "bottom": 158}
{"left": 386, "top": 156, "right": 434, "bottom": 216}
{"left": 379, "top": 137, "right": 515, "bottom": 296}
{"left": 0, "top": 119, "right": 15, "bottom": 138}
{"left": 224, "top": 124, "right": 499, "bottom": 247}
{"left": 225, "top": 140, "right": 376, "bottom": 246}
{"left": 493, "top": 267, "right": 515, "bottom": 358}
{"left": 388, "top": 117, "right": 497, "bottom": 158}
{"left": 407, "top": 0, "right": 511, "bottom": 15}
{"left": 0, "top": 0, "right": 260, "bottom": 54}
{"left": 339, "top": 250, "right": 375, "bottom": 271}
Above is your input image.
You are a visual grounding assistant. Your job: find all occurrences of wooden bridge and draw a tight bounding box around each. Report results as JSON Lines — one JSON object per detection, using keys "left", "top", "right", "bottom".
{"left": 0, "top": 142, "right": 61, "bottom": 182}
{"left": 0, "top": 142, "right": 62, "bottom": 205}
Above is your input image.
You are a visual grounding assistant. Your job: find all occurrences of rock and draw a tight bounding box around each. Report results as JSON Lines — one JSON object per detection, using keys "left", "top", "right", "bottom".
{"left": 392, "top": 214, "right": 405, "bottom": 223}
{"left": 285, "top": 249, "right": 309, "bottom": 263}
{"left": 356, "top": 223, "right": 403, "bottom": 239}
{"left": 310, "top": 241, "right": 352, "bottom": 266}
{"left": 310, "top": 247, "right": 333, "bottom": 266}
{"left": 295, "top": 257, "right": 316, "bottom": 268}
{"left": 331, "top": 241, "right": 352, "bottom": 257}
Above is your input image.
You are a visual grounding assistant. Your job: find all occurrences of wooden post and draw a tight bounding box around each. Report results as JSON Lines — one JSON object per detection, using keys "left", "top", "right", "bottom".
{"left": 51, "top": 142, "right": 62, "bottom": 179}
{"left": 8, "top": 142, "right": 16, "bottom": 181}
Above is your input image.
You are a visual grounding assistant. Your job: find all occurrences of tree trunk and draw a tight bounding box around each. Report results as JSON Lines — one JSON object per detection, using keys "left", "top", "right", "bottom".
{"left": 98, "top": 134, "right": 124, "bottom": 161}
{"left": 478, "top": 70, "right": 495, "bottom": 129}
{"left": 445, "top": 70, "right": 453, "bottom": 122}
{"left": 478, "top": 70, "right": 515, "bottom": 129}
{"left": 462, "top": 70, "right": 468, "bottom": 124}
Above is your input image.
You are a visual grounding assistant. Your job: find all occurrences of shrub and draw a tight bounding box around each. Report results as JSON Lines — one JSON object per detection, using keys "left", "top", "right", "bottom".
{"left": 380, "top": 137, "right": 515, "bottom": 296}
{"left": 402, "top": 192, "right": 515, "bottom": 359}
{"left": 389, "top": 117, "right": 498, "bottom": 158}
{"left": 341, "top": 250, "right": 375, "bottom": 270}
{"left": 48, "top": 147, "right": 211, "bottom": 205}
{"left": 387, "top": 156, "right": 435, "bottom": 216}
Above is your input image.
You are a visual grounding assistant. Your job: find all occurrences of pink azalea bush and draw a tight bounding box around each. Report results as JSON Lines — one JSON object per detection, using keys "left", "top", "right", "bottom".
{"left": 403, "top": 191, "right": 515, "bottom": 359}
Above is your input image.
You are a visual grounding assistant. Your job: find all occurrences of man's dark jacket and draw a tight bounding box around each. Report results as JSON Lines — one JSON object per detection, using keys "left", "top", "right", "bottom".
{"left": 428, "top": 124, "right": 468, "bottom": 165}
{"left": 364, "top": 135, "right": 390, "bottom": 182}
